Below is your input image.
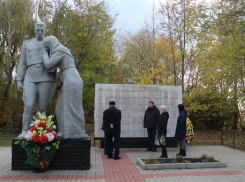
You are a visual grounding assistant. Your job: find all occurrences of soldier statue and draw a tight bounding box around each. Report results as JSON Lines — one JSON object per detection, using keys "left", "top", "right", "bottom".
{"left": 17, "top": 22, "right": 55, "bottom": 138}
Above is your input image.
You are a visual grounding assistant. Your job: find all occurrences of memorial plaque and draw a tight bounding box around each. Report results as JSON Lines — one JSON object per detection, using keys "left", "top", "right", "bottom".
{"left": 94, "top": 84, "right": 182, "bottom": 138}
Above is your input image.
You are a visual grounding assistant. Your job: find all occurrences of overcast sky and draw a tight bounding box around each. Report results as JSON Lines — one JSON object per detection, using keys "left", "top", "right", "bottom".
{"left": 106, "top": 0, "right": 211, "bottom": 34}
{"left": 107, "top": 0, "right": 162, "bottom": 34}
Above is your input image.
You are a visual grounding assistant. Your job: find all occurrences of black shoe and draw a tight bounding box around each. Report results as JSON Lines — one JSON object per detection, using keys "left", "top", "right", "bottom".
{"left": 152, "top": 148, "right": 157, "bottom": 152}
{"left": 108, "top": 155, "right": 113, "bottom": 159}
{"left": 182, "top": 150, "right": 186, "bottom": 156}
{"left": 145, "top": 148, "right": 152, "bottom": 151}
{"left": 114, "top": 156, "right": 121, "bottom": 160}
{"left": 176, "top": 149, "right": 183, "bottom": 156}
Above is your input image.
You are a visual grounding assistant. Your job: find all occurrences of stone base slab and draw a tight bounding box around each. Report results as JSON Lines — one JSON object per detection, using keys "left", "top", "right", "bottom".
{"left": 98, "top": 137, "right": 177, "bottom": 148}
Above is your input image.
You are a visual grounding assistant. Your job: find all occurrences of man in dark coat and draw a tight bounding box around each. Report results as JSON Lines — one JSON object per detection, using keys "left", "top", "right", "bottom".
{"left": 102, "top": 101, "right": 121, "bottom": 160}
{"left": 175, "top": 104, "right": 187, "bottom": 156}
{"left": 144, "top": 101, "right": 160, "bottom": 152}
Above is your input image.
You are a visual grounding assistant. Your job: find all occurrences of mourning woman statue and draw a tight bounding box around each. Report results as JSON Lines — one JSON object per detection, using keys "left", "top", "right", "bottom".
{"left": 42, "top": 35, "right": 89, "bottom": 139}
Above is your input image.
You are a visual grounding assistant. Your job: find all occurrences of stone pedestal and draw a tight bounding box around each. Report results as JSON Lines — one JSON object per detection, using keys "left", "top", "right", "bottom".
{"left": 12, "top": 138, "right": 91, "bottom": 170}
{"left": 99, "top": 137, "right": 177, "bottom": 148}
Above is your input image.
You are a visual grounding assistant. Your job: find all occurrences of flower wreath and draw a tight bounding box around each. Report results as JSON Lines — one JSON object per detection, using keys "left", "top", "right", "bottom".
{"left": 15, "top": 112, "right": 60, "bottom": 169}
{"left": 186, "top": 117, "right": 194, "bottom": 144}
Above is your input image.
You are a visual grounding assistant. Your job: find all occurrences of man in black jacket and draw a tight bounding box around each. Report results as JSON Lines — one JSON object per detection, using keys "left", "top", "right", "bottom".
{"left": 144, "top": 101, "right": 160, "bottom": 152}
{"left": 102, "top": 101, "right": 122, "bottom": 160}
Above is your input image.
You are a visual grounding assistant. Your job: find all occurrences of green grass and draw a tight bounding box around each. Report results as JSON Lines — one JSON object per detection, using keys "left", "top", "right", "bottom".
{"left": 0, "top": 132, "right": 19, "bottom": 146}
{"left": 188, "top": 139, "right": 221, "bottom": 146}
{"left": 188, "top": 130, "right": 222, "bottom": 146}
{"left": 85, "top": 123, "right": 101, "bottom": 147}
{"left": 0, "top": 140, "right": 12, "bottom": 146}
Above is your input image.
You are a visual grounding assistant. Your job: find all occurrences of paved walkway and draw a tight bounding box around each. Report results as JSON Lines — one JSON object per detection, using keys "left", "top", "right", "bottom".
{"left": 0, "top": 146, "right": 245, "bottom": 181}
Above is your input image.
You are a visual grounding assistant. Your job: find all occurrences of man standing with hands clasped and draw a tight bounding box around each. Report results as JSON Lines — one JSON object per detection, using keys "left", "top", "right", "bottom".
{"left": 102, "top": 101, "right": 122, "bottom": 160}
{"left": 144, "top": 101, "right": 160, "bottom": 152}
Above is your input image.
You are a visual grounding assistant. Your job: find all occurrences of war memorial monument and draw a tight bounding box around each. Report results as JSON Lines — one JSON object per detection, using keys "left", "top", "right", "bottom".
{"left": 12, "top": 22, "right": 90, "bottom": 171}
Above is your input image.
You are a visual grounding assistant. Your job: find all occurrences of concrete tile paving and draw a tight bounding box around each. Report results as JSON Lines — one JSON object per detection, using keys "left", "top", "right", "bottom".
{"left": 0, "top": 146, "right": 245, "bottom": 181}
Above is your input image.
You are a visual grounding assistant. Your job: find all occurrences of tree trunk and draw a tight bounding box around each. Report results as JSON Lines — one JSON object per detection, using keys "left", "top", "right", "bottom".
{"left": 7, "top": 6, "right": 13, "bottom": 132}
{"left": 233, "top": 82, "right": 239, "bottom": 130}
{"left": 166, "top": 4, "right": 177, "bottom": 86}
{"left": 17, "top": 90, "right": 20, "bottom": 127}
{"left": 182, "top": 0, "right": 186, "bottom": 94}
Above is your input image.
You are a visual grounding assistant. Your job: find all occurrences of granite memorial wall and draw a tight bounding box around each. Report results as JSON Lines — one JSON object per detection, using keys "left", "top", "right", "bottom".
{"left": 94, "top": 84, "right": 182, "bottom": 139}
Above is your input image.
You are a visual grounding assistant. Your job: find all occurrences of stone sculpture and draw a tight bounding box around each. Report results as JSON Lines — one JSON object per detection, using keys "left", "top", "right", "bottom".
{"left": 17, "top": 22, "right": 55, "bottom": 138}
{"left": 42, "top": 35, "right": 89, "bottom": 138}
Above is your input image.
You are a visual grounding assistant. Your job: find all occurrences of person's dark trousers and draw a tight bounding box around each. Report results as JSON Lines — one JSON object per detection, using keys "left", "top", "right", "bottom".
{"left": 106, "top": 132, "right": 120, "bottom": 158}
{"left": 105, "top": 133, "right": 114, "bottom": 155}
{"left": 147, "top": 127, "right": 156, "bottom": 150}
{"left": 161, "top": 146, "right": 168, "bottom": 158}
{"left": 104, "top": 132, "right": 108, "bottom": 155}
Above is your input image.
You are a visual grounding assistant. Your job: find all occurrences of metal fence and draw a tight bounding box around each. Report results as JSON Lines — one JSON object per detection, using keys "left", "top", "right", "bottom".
{"left": 222, "top": 129, "right": 245, "bottom": 151}
{"left": 192, "top": 129, "right": 245, "bottom": 151}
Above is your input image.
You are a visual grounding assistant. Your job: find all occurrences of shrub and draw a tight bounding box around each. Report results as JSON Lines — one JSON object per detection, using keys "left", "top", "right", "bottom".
{"left": 174, "top": 155, "right": 184, "bottom": 163}
{"left": 201, "top": 154, "right": 208, "bottom": 161}
{"left": 144, "top": 155, "right": 158, "bottom": 164}
{"left": 201, "top": 154, "right": 216, "bottom": 162}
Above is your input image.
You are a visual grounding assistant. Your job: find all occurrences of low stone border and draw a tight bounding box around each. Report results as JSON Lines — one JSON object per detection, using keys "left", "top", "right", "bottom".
{"left": 137, "top": 158, "right": 227, "bottom": 170}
